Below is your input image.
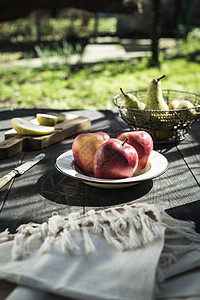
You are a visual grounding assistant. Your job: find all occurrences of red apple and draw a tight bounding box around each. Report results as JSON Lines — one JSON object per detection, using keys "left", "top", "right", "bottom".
{"left": 72, "top": 131, "right": 110, "bottom": 175}
{"left": 93, "top": 138, "right": 138, "bottom": 179}
{"left": 117, "top": 131, "right": 153, "bottom": 170}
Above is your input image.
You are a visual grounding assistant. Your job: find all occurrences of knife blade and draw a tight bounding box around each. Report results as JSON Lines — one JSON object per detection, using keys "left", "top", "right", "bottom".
{"left": 0, "top": 153, "right": 45, "bottom": 189}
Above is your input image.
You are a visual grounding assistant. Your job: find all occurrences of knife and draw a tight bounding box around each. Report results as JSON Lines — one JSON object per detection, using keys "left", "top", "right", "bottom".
{"left": 0, "top": 153, "right": 45, "bottom": 189}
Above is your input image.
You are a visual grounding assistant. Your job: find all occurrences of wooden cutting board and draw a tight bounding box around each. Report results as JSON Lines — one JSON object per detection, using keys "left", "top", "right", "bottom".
{"left": 0, "top": 113, "right": 91, "bottom": 159}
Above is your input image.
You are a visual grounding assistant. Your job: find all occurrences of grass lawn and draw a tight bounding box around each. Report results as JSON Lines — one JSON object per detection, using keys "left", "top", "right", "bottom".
{"left": 0, "top": 40, "right": 200, "bottom": 110}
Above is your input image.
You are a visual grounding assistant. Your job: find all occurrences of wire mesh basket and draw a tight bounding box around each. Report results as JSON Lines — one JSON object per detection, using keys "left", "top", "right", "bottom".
{"left": 113, "top": 89, "right": 200, "bottom": 143}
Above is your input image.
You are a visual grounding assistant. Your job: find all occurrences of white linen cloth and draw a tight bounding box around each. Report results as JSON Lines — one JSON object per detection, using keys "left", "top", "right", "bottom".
{"left": 0, "top": 203, "right": 200, "bottom": 300}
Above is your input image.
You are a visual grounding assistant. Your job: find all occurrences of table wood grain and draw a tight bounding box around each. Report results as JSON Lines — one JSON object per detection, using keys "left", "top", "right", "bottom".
{"left": 0, "top": 108, "right": 200, "bottom": 299}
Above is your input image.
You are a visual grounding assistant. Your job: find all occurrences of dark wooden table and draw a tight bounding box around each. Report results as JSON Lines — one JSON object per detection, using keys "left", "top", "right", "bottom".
{"left": 0, "top": 108, "right": 200, "bottom": 299}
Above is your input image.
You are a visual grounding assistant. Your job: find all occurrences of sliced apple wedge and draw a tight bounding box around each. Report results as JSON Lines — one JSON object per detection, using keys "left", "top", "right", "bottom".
{"left": 12, "top": 118, "right": 55, "bottom": 136}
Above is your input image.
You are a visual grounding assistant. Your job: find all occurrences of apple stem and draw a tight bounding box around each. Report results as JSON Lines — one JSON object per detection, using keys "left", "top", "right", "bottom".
{"left": 122, "top": 137, "right": 128, "bottom": 146}
{"left": 157, "top": 75, "right": 166, "bottom": 81}
{"left": 120, "top": 88, "right": 126, "bottom": 97}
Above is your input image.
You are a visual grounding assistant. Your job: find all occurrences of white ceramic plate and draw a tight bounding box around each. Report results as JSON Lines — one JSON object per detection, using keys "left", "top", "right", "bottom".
{"left": 55, "top": 150, "right": 168, "bottom": 189}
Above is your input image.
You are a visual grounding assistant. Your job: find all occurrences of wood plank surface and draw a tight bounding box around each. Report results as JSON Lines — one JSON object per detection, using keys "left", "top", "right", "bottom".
{"left": 0, "top": 109, "right": 200, "bottom": 233}
{"left": 0, "top": 108, "right": 200, "bottom": 300}
{"left": 176, "top": 122, "right": 200, "bottom": 185}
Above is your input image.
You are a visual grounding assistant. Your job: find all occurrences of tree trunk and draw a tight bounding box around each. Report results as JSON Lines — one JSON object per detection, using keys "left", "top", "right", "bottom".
{"left": 35, "top": 11, "right": 41, "bottom": 42}
{"left": 150, "top": 0, "right": 161, "bottom": 67}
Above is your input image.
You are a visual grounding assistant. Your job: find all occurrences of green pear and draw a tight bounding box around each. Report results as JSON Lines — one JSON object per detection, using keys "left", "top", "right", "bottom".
{"left": 144, "top": 75, "right": 173, "bottom": 140}
{"left": 120, "top": 88, "right": 144, "bottom": 110}
{"left": 36, "top": 113, "right": 58, "bottom": 126}
{"left": 168, "top": 99, "right": 195, "bottom": 110}
{"left": 145, "top": 75, "right": 168, "bottom": 110}
{"left": 169, "top": 99, "right": 196, "bottom": 122}
{"left": 12, "top": 118, "right": 55, "bottom": 136}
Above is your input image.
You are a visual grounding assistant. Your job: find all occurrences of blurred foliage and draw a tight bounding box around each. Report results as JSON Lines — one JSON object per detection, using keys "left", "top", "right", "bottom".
{"left": 0, "top": 17, "right": 117, "bottom": 42}
{"left": 0, "top": 24, "right": 200, "bottom": 110}
{"left": 0, "top": 55, "right": 200, "bottom": 110}
{"left": 187, "top": 28, "right": 200, "bottom": 40}
{"left": 167, "top": 28, "right": 200, "bottom": 63}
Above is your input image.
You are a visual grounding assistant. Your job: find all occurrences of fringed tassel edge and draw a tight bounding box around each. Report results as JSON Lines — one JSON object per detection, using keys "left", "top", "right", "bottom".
{"left": 7, "top": 203, "right": 163, "bottom": 260}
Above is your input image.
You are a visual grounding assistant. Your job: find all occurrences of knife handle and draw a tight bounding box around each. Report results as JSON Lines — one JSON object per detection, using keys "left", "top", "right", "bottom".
{"left": 0, "top": 170, "right": 18, "bottom": 189}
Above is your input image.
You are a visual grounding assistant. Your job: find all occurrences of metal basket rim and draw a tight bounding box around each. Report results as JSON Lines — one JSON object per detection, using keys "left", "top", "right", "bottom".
{"left": 113, "top": 89, "right": 200, "bottom": 112}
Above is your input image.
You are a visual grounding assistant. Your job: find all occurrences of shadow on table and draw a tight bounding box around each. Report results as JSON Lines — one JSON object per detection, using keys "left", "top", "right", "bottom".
{"left": 37, "top": 170, "right": 153, "bottom": 208}
{"left": 166, "top": 200, "right": 200, "bottom": 233}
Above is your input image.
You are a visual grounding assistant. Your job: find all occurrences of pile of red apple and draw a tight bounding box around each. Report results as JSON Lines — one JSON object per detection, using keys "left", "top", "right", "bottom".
{"left": 72, "top": 131, "right": 153, "bottom": 179}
